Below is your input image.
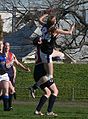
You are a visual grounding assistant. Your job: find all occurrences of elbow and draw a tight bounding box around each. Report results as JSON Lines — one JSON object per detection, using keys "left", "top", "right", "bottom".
{"left": 68, "top": 30, "right": 72, "bottom": 35}
{"left": 39, "top": 19, "right": 44, "bottom": 25}
{"left": 70, "top": 31, "right": 73, "bottom": 35}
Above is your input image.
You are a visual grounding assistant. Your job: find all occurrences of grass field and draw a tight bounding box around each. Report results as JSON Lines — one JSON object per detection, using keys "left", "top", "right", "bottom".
{"left": 0, "top": 64, "right": 88, "bottom": 118}
{"left": 0, "top": 101, "right": 88, "bottom": 119}
{"left": 16, "top": 63, "right": 88, "bottom": 101}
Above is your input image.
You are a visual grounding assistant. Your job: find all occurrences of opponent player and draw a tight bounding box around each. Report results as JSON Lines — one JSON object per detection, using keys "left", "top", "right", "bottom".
{"left": 33, "top": 38, "right": 58, "bottom": 116}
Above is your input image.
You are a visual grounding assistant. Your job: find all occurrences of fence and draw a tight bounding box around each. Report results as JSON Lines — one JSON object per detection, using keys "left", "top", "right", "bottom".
{"left": 16, "top": 87, "right": 88, "bottom": 101}
{"left": 58, "top": 87, "right": 88, "bottom": 101}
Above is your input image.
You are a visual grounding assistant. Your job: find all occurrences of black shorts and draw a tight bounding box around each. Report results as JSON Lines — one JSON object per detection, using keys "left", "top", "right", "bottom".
{"left": 40, "top": 78, "right": 54, "bottom": 89}
{"left": 33, "top": 63, "right": 46, "bottom": 82}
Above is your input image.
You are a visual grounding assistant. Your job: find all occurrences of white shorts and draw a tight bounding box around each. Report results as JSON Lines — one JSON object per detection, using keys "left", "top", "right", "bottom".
{"left": 0, "top": 73, "right": 9, "bottom": 82}
{"left": 40, "top": 50, "right": 53, "bottom": 63}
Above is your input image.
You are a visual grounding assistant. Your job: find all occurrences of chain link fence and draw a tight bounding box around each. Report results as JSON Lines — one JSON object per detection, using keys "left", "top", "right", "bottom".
{"left": 15, "top": 87, "right": 88, "bottom": 101}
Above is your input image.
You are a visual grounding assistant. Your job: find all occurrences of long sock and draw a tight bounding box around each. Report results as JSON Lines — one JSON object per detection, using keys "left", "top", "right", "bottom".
{"left": 9, "top": 94, "right": 13, "bottom": 108}
{"left": 32, "top": 83, "right": 39, "bottom": 90}
{"left": 13, "top": 92, "right": 16, "bottom": 99}
{"left": 0, "top": 95, "right": 2, "bottom": 100}
{"left": 47, "top": 94, "right": 56, "bottom": 112}
{"left": 2, "top": 95, "right": 9, "bottom": 111}
{"left": 36, "top": 95, "right": 47, "bottom": 112}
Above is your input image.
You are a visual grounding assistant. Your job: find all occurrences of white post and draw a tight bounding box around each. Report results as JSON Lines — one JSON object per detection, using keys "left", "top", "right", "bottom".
{"left": 12, "top": 6, "right": 17, "bottom": 32}
{"left": 72, "top": 87, "right": 75, "bottom": 101}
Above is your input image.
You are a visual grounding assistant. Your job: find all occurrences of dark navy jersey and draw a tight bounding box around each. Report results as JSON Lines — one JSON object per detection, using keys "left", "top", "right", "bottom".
{"left": 35, "top": 46, "right": 42, "bottom": 64}
{"left": 0, "top": 53, "right": 6, "bottom": 74}
{"left": 34, "top": 46, "right": 46, "bottom": 82}
{"left": 6, "top": 66, "right": 14, "bottom": 78}
{"left": 41, "top": 35, "right": 56, "bottom": 55}
{"left": 41, "top": 24, "right": 51, "bottom": 42}
{"left": 41, "top": 24, "right": 56, "bottom": 55}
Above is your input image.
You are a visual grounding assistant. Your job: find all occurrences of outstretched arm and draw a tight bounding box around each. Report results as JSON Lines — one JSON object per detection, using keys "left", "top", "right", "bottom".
{"left": 55, "top": 23, "right": 75, "bottom": 35}
{"left": 13, "top": 54, "right": 31, "bottom": 72}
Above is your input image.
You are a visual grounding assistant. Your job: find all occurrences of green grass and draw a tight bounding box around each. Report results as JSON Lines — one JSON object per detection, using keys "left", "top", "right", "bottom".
{"left": 0, "top": 101, "right": 88, "bottom": 119}
{"left": 16, "top": 63, "right": 88, "bottom": 88}
{"left": 1, "top": 63, "right": 88, "bottom": 118}
{"left": 15, "top": 63, "right": 88, "bottom": 101}
{"left": 0, "top": 63, "right": 88, "bottom": 118}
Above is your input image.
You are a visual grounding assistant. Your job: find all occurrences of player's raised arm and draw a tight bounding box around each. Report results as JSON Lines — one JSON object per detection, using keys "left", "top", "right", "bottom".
{"left": 54, "top": 23, "right": 75, "bottom": 35}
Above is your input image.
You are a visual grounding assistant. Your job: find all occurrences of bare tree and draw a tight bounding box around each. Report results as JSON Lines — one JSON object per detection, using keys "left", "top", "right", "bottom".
{"left": 0, "top": 0, "right": 88, "bottom": 61}
{"left": 0, "top": 15, "right": 3, "bottom": 41}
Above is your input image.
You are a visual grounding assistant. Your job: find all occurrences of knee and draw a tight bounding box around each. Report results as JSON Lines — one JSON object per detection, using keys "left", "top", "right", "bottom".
{"left": 45, "top": 90, "right": 51, "bottom": 98}
{"left": 53, "top": 88, "right": 59, "bottom": 97}
{"left": 56, "top": 88, "right": 59, "bottom": 96}
{"left": 3, "top": 82, "right": 9, "bottom": 95}
{"left": 60, "top": 53, "right": 65, "bottom": 59}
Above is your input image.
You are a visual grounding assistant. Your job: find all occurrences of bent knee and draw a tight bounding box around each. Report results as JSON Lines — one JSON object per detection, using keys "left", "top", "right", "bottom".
{"left": 45, "top": 90, "right": 51, "bottom": 97}
{"left": 60, "top": 53, "right": 65, "bottom": 59}
{"left": 53, "top": 88, "right": 59, "bottom": 96}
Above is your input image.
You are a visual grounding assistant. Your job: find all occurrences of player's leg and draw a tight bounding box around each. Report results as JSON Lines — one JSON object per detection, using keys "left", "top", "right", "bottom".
{"left": 29, "top": 62, "right": 47, "bottom": 98}
{"left": 29, "top": 75, "right": 50, "bottom": 99}
{"left": 0, "top": 83, "right": 3, "bottom": 100}
{"left": 8, "top": 80, "right": 15, "bottom": 109}
{"left": 52, "top": 49, "right": 65, "bottom": 61}
{"left": 35, "top": 87, "right": 51, "bottom": 115}
{"left": 47, "top": 82, "right": 58, "bottom": 116}
{"left": 40, "top": 50, "right": 54, "bottom": 81}
{"left": 2, "top": 80, "right": 10, "bottom": 111}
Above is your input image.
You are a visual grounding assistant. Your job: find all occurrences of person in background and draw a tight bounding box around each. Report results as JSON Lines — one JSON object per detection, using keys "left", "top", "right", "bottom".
{"left": 3, "top": 42, "right": 31, "bottom": 109}
{"left": 32, "top": 38, "right": 58, "bottom": 116}
{"left": 28, "top": 37, "right": 64, "bottom": 98}
{"left": 0, "top": 41, "right": 15, "bottom": 111}
{"left": 29, "top": 17, "right": 74, "bottom": 98}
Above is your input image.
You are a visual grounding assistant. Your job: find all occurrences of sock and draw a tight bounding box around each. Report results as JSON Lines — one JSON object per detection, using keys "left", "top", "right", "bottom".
{"left": 47, "top": 94, "right": 56, "bottom": 112}
{"left": 13, "top": 92, "right": 16, "bottom": 99}
{"left": 9, "top": 94, "right": 13, "bottom": 108}
{"left": 0, "top": 95, "right": 2, "bottom": 100}
{"left": 36, "top": 95, "right": 47, "bottom": 112}
{"left": 32, "top": 83, "right": 39, "bottom": 90}
{"left": 2, "top": 95, "right": 9, "bottom": 111}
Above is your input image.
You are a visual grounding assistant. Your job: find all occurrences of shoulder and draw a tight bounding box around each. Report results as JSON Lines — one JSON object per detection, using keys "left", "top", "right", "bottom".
{"left": 9, "top": 52, "right": 15, "bottom": 57}
{"left": 10, "top": 53, "right": 16, "bottom": 59}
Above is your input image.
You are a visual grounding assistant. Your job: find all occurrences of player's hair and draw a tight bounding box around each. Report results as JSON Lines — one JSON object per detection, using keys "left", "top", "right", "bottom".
{"left": 47, "top": 15, "right": 56, "bottom": 28}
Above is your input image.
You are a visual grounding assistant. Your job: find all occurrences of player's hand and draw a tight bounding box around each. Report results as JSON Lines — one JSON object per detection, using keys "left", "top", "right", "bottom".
{"left": 71, "top": 23, "right": 75, "bottom": 34}
{"left": 72, "top": 23, "right": 75, "bottom": 28}
{"left": 26, "top": 68, "right": 31, "bottom": 72}
{"left": 70, "top": 23, "right": 75, "bottom": 35}
{"left": 38, "top": 38, "right": 42, "bottom": 44}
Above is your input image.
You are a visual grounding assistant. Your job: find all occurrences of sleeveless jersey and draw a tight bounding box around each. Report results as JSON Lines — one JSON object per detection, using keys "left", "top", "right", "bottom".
{"left": 6, "top": 52, "right": 14, "bottom": 77}
{"left": 0, "top": 53, "right": 6, "bottom": 75}
{"left": 41, "top": 24, "right": 56, "bottom": 55}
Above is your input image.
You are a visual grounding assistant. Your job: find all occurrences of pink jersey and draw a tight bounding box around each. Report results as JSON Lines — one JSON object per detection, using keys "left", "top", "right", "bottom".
{"left": 6, "top": 52, "right": 14, "bottom": 69}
